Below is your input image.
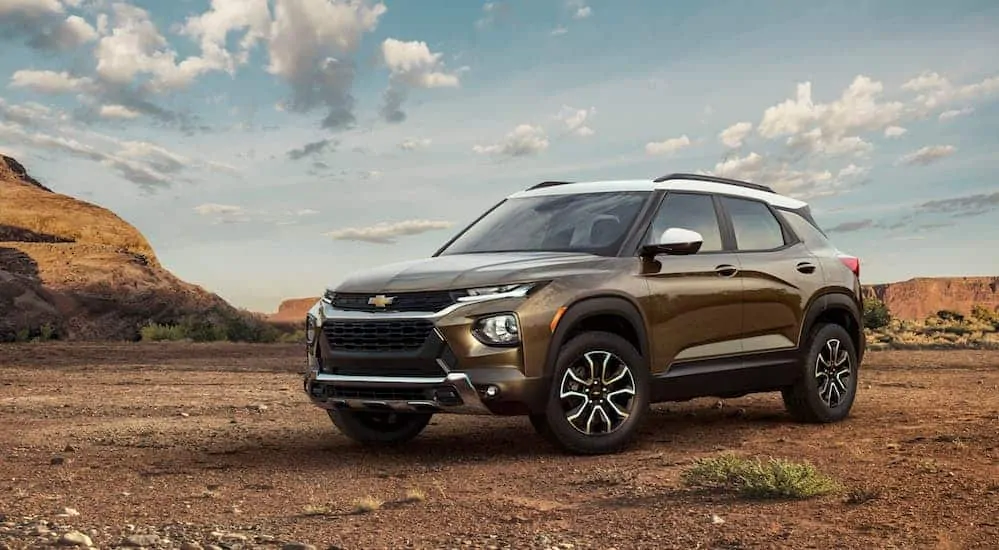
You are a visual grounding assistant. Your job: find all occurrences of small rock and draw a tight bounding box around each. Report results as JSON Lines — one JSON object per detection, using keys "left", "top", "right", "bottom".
{"left": 711, "top": 513, "right": 726, "bottom": 525}
{"left": 63, "top": 445, "right": 77, "bottom": 453}
{"left": 251, "top": 404, "right": 268, "bottom": 412}
{"left": 180, "top": 412, "right": 190, "bottom": 418}
{"left": 180, "top": 543, "right": 203, "bottom": 550}
{"left": 282, "top": 543, "right": 316, "bottom": 550}
{"left": 58, "top": 531, "right": 92, "bottom": 547}
{"left": 50, "top": 456, "right": 66, "bottom": 465}
{"left": 59, "top": 507, "right": 80, "bottom": 517}
{"left": 31, "top": 525, "right": 50, "bottom": 536}
{"left": 123, "top": 534, "right": 161, "bottom": 547}
{"left": 206, "top": 546, "right": 224, "bottom": 550}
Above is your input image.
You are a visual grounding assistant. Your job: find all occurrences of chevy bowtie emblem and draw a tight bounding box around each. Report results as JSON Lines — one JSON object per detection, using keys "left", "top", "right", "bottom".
{"left": 368, "top": 294, "right": 395, "bottom": 308}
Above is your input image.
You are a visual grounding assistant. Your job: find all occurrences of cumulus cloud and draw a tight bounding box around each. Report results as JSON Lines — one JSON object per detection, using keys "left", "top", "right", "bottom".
{"left": 324, "top": 219, "right": 453, "bottom": 244}
{"left": 551, "top": 26, "right": 568, "bottom": 36}
{"left": 555, "top": 105, "right": 595, "bottom": 137}
{"left": 399, "top": 137, "right": 432, "bottom": 151}
{"left": 9, "top": 70, "right": 95, "bottom": 94}
{"left": 837, "top": 164, "right": 869, "bottom": 180}
{"left": 568, "top": 0, "right": 592, "bottom": 19}
{"left": 645, "top": 134, "right": 691, "bottom": 155}
{"left": 786, "top": 128, "right": 873, "bottom": 158}
{"left": 473, "top": 124, "right": 549, "bottom": 157}
{"left": 378, "top": 38, "right": 460, "bottom": 123}
{"left": 704, "top": 151, "right": 836, "bottom": 200}
{"left": 99, "top": 104, "right": 141, "bottom": 119}
{"left": 286, "top": 138, "right": 336, "bottom": 160}
{"left": 884, "top": 125, "right": 907, "bottom": 138}
{"left": 195, "top": 203, "right": 244, "bottom": 216}
{"left": 901, "top": 70, "right": 999, "bottom": 112}
{"left": 897, "top": 145, "right": 956, "bottom": 166}
{"left": 178, "top": 0, "right": 271, "bottom": 75}
{"left": 719, "top": 122, "right": 752, "bottom": 148}
{"left": 266, "top": 0, "right": 387, "bottom": 129}
{"left": 0, "top": 1, "right": 98, "bottom": 52}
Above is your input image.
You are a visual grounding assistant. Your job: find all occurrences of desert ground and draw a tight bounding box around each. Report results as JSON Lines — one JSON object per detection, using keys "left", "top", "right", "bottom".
{"left": 0, "top": 343, "right": 996, "bottom": 550}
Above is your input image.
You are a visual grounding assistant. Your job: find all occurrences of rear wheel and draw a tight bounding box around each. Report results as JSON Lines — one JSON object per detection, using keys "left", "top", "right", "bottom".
{"left": 530, "top": 331, "right": 650, "bottom": 455}
{"left": 782, "top": 323, "right": 858, "bottom": 423}
{"left": 328, "top": 409, "right": 432, "bottom": 445}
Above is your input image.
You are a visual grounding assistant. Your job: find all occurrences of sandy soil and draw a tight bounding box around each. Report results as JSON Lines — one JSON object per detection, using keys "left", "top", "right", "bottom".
{"left": 1, "top": 343, "right": 997, "bottom": 550}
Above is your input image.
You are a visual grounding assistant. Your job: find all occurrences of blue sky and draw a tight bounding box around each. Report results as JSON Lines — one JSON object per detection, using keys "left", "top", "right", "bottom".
{"left": 1, "top": 0, "right": 998, "bottom": 312}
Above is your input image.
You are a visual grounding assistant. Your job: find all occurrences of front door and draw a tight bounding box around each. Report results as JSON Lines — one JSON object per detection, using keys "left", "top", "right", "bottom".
{"left": 638, "top": 191, "right": 745, "bottom": 374}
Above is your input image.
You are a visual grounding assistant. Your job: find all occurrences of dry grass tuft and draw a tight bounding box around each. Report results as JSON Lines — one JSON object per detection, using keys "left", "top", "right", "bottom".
{"left": 682, "top": 454, "right": 839, "bottom": 499}
{"left": 352, "top": 496, "right": 383, "bottom": 514}
{"left": 404, "top": 487, "right": 427, "bottom": 503}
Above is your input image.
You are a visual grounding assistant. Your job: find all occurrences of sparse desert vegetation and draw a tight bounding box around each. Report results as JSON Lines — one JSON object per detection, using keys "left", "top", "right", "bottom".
{"left": 864, "top": 297, "right": 999, "bottom": 350}
{"left": 0, "top": 343, "right": 996, "bottom": 549}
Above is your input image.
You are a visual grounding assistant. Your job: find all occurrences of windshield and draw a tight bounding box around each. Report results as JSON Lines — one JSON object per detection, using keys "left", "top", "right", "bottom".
{"left": 438, "top": 191, "right": 651, "bottom": 255}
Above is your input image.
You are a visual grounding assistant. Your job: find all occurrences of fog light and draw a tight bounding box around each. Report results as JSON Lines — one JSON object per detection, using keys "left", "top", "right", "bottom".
{"left": 483, "top": 385, "right": 500, "bottom": 399}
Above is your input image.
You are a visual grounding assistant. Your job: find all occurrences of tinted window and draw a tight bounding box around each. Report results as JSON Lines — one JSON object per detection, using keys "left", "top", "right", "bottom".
{"left": 644, "top": 192, "right": 723, "bottom": 252}
{"left": 778, "top": 209, "right": 833, "bottom": 251}
{"left": 722, "top": 196, "right": 787, "bottom": 251}
{"left": 440, "top": 191, "right": 650, "bottom": 255}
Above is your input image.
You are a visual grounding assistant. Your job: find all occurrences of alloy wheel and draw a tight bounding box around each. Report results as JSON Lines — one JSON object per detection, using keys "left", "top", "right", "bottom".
{"left": 814, "top": 338, "right": 852, "bottom": 408}
{"left": 558, "top": 350, "right": 637, "bottom": 435}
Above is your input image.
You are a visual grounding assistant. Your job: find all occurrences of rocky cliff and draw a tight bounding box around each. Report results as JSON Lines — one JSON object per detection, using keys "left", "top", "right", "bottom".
{"left": 0, "top": 155, "right": 238, "bottom": 341}
{"left": 862, "top": 277, "right": 999, "bottom": 321}
{"left": 267, "top": 297, "right": 318, "bottom": 324}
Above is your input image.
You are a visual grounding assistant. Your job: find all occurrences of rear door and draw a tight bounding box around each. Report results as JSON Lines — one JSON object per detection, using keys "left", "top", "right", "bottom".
{"left": 717, "top": 195, "right": 822, "bottom": 354}
{"left": 639, "top": 191, "right": 745, "bottom": 373}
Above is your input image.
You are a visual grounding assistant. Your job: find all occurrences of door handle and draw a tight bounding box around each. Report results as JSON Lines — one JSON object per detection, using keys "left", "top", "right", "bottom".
{"left": 796, "top": 262, "right": 817, "bottom": 274}
{"left": 715, "top": 264, "right": 738, "bottom": 277}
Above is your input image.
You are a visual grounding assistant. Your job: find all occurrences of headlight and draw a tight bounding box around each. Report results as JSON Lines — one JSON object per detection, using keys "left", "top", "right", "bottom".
{"left": 458, "top": 282, "right": 540, "bottom": 302}
{"left": 305, "top": 314, "right": 317, "bottom": 344}
{"left": 321, "top": 290, "right": 335, "bottom": 304}
{"left": 472, "top": 313, "right": 521, "bottom": 346}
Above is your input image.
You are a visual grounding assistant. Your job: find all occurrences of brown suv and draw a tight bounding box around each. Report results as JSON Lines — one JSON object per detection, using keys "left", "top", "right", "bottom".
{"left": 303, "top": 173, "right": 865, "bottom": 454}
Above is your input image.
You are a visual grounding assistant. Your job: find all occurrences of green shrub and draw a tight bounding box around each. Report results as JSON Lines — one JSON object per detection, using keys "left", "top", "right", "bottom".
{"left": 863, "top": 298, "right": 891, "bottom": 330}
{"left": 138, "top": 308, "right": 285, "bottom": 344}
{"left": 971, "top": 304, "right": 996, "bottom": 324}
{"left": 140, "top": 322, "right": 187, "bottom": 341}
{"left": 682, "top": 454, "right": 839, "bottom": 499}
{"left": 936, "top": 310, "right": 965, "bottom": 323}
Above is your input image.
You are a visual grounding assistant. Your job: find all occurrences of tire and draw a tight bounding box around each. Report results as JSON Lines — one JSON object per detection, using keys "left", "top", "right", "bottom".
{"left": 531, "top": 331, "right": 650, "bottom": 455}
{"left": 327, "top": 409, "right": 433, "bottom": 445}
{"left": 782, "top": 323, "right": 859, "bottom": 423}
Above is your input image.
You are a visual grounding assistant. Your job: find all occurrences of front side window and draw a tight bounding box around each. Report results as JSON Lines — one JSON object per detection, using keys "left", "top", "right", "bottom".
{"left": 643, "top": 192, "right": 724, "bottom": 252}
{"left": 721, "top": 196, "right": 787, "bottom": 251}
{"left": 439, "top": 191, "right": 651, "bottom": 255}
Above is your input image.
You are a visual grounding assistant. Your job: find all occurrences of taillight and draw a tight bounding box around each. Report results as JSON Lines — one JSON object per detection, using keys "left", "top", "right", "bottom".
{"left": 839, "top": 255, "right": 860, "bottom": 278}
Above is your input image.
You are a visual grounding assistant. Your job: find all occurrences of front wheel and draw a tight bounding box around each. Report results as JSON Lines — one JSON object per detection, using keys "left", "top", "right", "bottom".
{"left": 531, "top": 331, "right": 650, "bottom": 455}
{"left": 782, "top": 323, "right": 859, "bottom": 423}
{"left": 327, "top": 409, "right": 432, "bottom": 445}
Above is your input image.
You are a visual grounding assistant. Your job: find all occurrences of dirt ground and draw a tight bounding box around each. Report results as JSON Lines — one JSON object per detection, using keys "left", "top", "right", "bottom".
{"left": 1, "top": 343, "right": 997, "bottom": 550}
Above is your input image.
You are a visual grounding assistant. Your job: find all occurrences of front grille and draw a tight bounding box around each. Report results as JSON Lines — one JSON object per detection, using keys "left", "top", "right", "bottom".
{"left": 322, "top": 319, "right": 435, "bottom": 352}
{"left": 334, "top": 362, "right": 446, "bottom": 377}
{"left": 331, "top": 291, "right": 460, "bottom": 312}
{"left": 320, "top": 385, "right": 431, "bottom": 401}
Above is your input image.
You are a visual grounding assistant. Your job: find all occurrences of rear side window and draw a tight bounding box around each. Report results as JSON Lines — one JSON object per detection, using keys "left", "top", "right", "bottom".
{"left": 778, "top": 209, "right": 834, "bottom": 250}
{"left": 721, "top": 196, "right": 787, "bottom": 251}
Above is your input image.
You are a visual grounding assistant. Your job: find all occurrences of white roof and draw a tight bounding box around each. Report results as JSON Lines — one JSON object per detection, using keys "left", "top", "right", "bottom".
{"left": 508, "top": 178, "right": 808, "bottom": 210}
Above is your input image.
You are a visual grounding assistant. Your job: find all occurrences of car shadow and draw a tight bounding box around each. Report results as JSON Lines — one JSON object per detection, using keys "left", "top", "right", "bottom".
{"left": 179, "top": 399, "right": 809, "bottom": 473}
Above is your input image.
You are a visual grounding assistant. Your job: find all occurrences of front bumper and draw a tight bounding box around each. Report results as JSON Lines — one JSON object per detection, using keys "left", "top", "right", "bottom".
{"left": 305, "top": 371, "right": 491, "bottom": 414}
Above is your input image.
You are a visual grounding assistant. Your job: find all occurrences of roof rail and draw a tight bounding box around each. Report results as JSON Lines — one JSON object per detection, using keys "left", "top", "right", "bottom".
{"left": 527, "top": 180, "right": 575, "bottom": 190}
{"left": 652, "top": 172, "right": 774, "bottom": 193}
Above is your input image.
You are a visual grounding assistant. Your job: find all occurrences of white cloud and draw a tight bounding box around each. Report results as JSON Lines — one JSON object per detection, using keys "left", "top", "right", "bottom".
{"left": 473, "top": 124, "right": 549, "bottom": 157}
{"left": 555, "top": 105, "right": 595, "bottom": 137}
{"left": 266, "top": 0, "right": 387, "bottom": 129}
{"left": 938, "top": 106, "right": 974, "bottom": 121}
{"left": 897, "top": 145, "right": 956, "bottom": 166}
{"left": 9, "top": 70, "right": 94, "bottom": 94}
{"left": 475, "top": 2, "right": 498, "bottom": 29}
{"left": 378, "top": 38, "right": 460, "bottom": 123}
{"left": 884, "top": 125, "right": 907, "bottom": 138}
{"left": 837, "top": 164, "right": 869, "bottom": 179}
{"left": 551, "top": 26, "right": 568, "bottom": 36}
{"left": 178, "top": 0, "right": 272, "bottom": 75}
{"left": 786, "top": 128, "right": 873, "bottom": 158}
{"left": 99, "top": 104, "right": 141, "bottom": 119}
{"left": 758, "top": 76, "right": 905, "bottom": 144}
{"left": 399, "top": 138, "right": 432, "bottom": 151}
{"left": 706, "top": 151, "right": 836, "bottom": 200}
{"left": 0, "top": 0, "right": 63, "bottom": 18}
{"left": 324, "top": 219, "right": 453, "bottom": 244}
{"left": 645, "top": 134, "right": 691, "bottom": 155}
{"left": 573, "top": 6, "right": 591, "bottom": 19}
{"left": 902, "top": 71, "right": 999, "bottom": 112}
{"left": 296, "top": 208, "right": 319, "bottom": 216}
{"left": 719, "top": 122, "right": 752, "bottom": 148}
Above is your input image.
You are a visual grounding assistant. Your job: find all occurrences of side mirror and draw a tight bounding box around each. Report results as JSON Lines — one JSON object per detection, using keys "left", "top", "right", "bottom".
{"left": 640, "top": 227, "right": 703, "bottom": 258}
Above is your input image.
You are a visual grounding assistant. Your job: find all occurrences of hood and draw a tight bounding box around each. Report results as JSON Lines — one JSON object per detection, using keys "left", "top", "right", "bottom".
{"left": 332, "top": 251, "right": 616, "bottom": 293}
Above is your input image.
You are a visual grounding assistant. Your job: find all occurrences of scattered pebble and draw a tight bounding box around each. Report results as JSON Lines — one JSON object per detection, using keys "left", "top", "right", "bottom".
{"left": 58, "top": 531, "right": 92, "bottom": 547}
